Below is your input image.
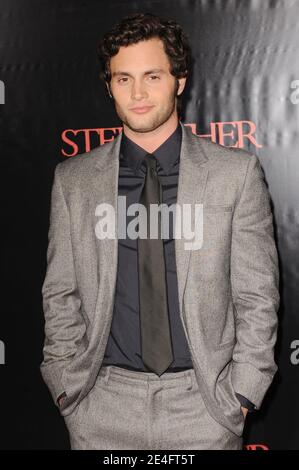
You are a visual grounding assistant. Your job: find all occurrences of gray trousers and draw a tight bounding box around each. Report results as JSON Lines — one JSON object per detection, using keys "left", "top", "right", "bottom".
{"left": 64, "top": 365, "right": 243, "bottom": 450}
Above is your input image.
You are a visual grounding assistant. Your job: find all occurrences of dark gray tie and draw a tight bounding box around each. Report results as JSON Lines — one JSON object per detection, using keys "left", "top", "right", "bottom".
{"left": 137, "top": 153, "right": 174, "bottom": 376}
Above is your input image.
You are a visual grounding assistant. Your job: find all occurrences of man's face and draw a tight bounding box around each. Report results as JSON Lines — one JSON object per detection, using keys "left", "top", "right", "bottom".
{"left": 108, "top": 37, "right": 186, "bottom": 133}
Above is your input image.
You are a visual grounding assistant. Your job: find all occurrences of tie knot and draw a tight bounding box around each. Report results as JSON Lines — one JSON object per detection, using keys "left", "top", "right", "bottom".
{"left": 143, "top": 153, "right": 157, "bottom": 172}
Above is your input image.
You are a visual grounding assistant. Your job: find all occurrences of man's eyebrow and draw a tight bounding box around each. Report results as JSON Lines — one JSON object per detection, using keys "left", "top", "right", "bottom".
{"left": 112, "top": 69, "right": 165, "bottom": 78}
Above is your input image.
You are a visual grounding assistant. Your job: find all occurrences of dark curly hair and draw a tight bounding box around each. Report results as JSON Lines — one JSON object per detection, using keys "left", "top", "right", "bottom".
{"left": 97, "top": 12, "right": 191, "bottom": 113}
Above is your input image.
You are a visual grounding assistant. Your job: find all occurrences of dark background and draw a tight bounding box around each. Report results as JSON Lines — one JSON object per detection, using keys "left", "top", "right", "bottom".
{"left": 0, "top": 0, "right": 298, "bottom": 449}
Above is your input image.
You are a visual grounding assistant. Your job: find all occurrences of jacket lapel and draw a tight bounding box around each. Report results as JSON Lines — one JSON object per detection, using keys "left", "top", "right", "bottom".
{"left": 175, "top": 123, "right": 209, "bottom": 314}
{"left": 90, "top": 131, "right": 122, "bottom": 303}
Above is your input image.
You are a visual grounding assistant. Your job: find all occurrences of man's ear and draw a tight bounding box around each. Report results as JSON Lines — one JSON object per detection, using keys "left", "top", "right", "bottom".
{"left": 177, "top": 76, "right": 187, "bottom": 96}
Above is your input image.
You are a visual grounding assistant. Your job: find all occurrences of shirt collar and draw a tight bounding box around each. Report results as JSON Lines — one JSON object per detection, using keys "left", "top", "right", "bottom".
{"left": 120, "top": 122, "right": 182, "bottom": 175}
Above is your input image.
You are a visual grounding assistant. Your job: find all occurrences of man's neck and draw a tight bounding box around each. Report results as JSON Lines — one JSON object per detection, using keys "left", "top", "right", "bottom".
{"left": 123, "top": 113, "right": 180, "bottom": 153}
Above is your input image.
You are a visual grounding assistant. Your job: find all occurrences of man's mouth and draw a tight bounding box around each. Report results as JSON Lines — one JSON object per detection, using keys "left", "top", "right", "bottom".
{"left": 130, "top": 106, "right": 154, "bottom": 114}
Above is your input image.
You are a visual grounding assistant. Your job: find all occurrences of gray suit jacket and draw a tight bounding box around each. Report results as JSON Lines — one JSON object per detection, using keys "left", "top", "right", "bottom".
{"left": 40, "top": 121, "right": 279, "bottom": 437}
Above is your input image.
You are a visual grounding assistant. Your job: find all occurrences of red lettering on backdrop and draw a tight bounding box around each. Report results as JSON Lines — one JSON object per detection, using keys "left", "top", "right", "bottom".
{"left": 95, "top": 127, "right": 123, "bottom": 146}
{"left": 189, "top": 121, "right": 262, "bottom": 148}
{"left": 245, "top": 444, "right": 269, "bottom": 450}
{"left": 61, "top": 130, "right": 79, "bottom": 157}
{"left": 61, "top": 122, "right": 261, "bottom": 157}
{"left": 61, "top": 127, "right": 122, "bottom": 156}
{"left": 232, "top": 120, "right": 262, "bottom": 148}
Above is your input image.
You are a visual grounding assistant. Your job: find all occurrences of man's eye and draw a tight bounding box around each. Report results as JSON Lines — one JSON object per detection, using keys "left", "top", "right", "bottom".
{"left": 117, "top": 76, "right": 159, "bottom": 83}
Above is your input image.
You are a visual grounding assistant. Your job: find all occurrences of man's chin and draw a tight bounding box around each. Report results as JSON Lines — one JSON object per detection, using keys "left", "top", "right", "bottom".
{"left": 124, "top": 121, "right": 158, "bottom": 133}
{"left": 123, "top": 115, "right": 170, "bottom": 134}
{"left": 128, "top": 126, "right": 155, "bottom": 133}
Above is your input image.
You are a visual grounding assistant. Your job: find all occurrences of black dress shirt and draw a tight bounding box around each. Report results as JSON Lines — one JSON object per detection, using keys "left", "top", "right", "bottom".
{"left": 101, "top": 122, "right": 256, "bottom": 412}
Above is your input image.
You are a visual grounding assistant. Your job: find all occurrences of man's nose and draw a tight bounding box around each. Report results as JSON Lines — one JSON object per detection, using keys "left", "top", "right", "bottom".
{"left": 131, "top": 80, "right": 148, "bottom": 100}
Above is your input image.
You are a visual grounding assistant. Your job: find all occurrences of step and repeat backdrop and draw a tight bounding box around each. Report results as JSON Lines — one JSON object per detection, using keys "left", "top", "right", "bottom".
{"left": 0, "top": 0, "right": 298, "bottom": 450}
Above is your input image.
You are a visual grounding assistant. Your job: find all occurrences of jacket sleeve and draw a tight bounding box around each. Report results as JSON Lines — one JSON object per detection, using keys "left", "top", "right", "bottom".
{"left": 230, "top": 154, "right": 280, "bottom": 410}
{"left": 40, "top": 164, "right": 86, "bottom": 407}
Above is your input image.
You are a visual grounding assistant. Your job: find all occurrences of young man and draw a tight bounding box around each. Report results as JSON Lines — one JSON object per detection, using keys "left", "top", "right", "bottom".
{"left": 40, "top": 13, "right": 279, "bottom": 450}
